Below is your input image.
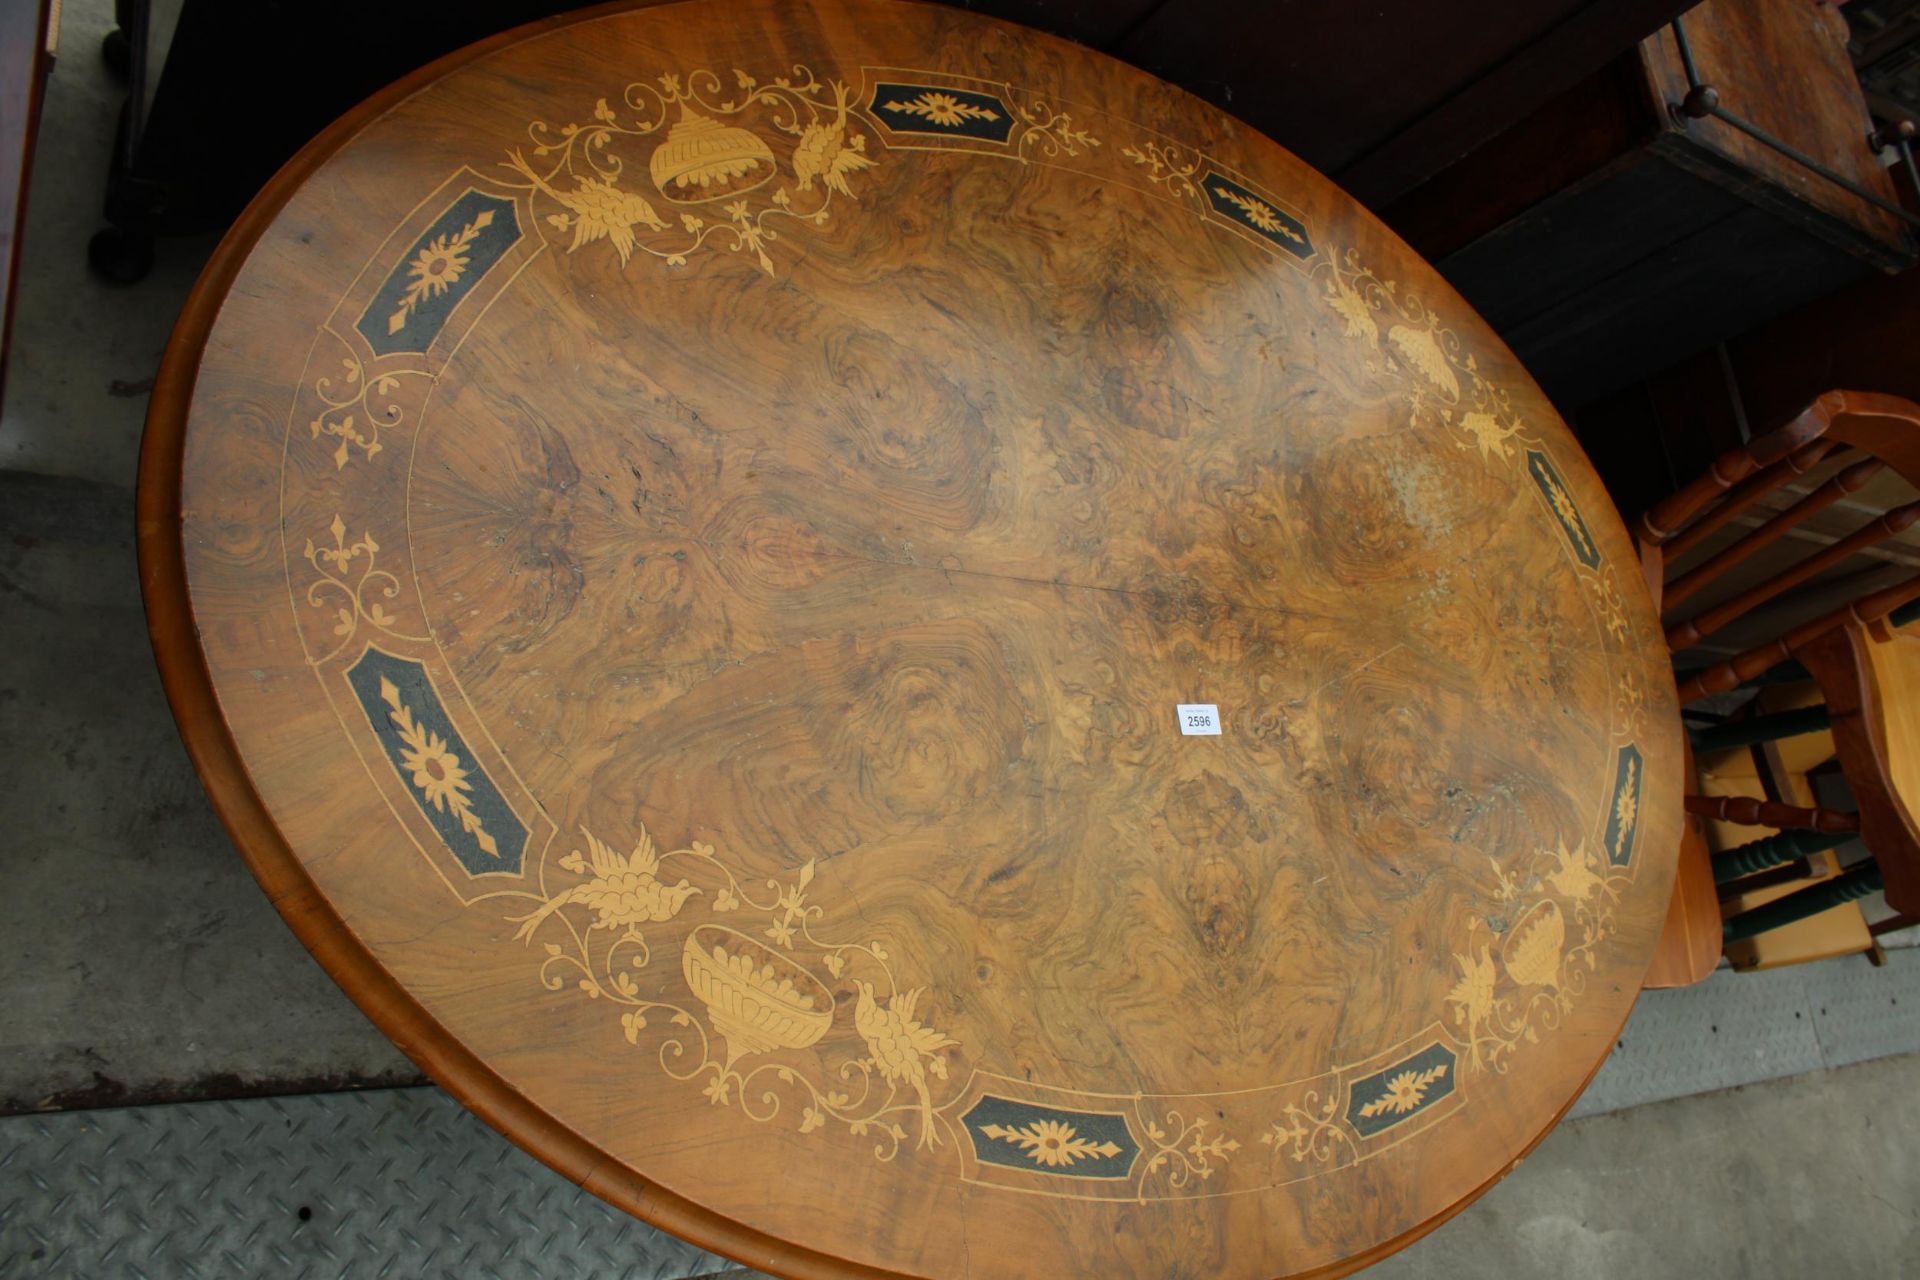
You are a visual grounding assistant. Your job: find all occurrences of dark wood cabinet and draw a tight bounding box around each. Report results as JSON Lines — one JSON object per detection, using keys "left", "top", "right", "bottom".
{"left": 1384, "top": 0, "right": 1914, "bottom": 411}
{"left": 109, "top": 0, "right": 1694, "bottom": 258}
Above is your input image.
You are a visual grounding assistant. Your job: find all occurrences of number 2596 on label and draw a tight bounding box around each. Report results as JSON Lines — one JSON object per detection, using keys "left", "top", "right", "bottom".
{"left": 1176, "top": 704, "right": 1221, "bottom": 736}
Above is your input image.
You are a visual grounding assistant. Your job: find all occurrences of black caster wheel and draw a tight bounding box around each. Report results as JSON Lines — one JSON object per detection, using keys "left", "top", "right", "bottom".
{"left": 88, "top": 226, "right": 155, "bottom": 284}
{"left": 101, "top": 27, "right": 132, "bottom": 81}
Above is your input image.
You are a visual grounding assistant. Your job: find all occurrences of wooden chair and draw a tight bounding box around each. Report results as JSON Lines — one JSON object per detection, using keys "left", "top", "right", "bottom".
{"left": 1687, "top": 695, "right": 1880, "bottom": 971}
{"left": 1635, "top": 389, "right": 1920, "bottom": 984}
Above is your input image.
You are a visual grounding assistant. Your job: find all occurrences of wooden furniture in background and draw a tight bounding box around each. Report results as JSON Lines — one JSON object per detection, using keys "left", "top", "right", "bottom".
{"left": 1572, "top": 241, "right": 1920, "bottom": 639}
{"left": 1695, "top": 697, "right": 1878, "bottom": 972}
{"left": 137, "top": 1, "right": 1684, "bottom": 1275}
{"left": 1382, "top": 0, "right": 1915, "bottom": 411}
{"left": 89, "top": 0, "right": 1692, "bottom": 283}
{"left": 1638, "top": 390, "right": 1920, "bottom": 972}
{"left": 1647, "top": 238, "right": 1920, "bottom": 465}
{"left": 0, "top": 0, "right": 54, "bottom": 403}
{"left": 1097, "top": 0, "right": 1696, "bottom": 207}
{"left": 1795, "top": 611, "right": 1920, "bottom": 906}
{"left": 1849, "top": 0, "right": 1920, "bottom": 133}
{"left": 1646, "top": 736, "right": 1722, "bottom": 986}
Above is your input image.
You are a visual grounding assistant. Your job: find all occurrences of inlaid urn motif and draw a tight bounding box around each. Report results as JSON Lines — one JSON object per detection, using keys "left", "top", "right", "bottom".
{"left": 648, "top": 106, "right": 776, "bottom": 201}
{"left": 682, "top": 925, "right": 835, "bottom": 1067}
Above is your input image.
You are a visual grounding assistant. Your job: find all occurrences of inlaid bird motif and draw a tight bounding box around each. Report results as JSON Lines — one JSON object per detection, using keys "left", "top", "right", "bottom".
{"left": 853, "top": 981, "right": 957, "bottom": 1149}
{"left": 792, "top": 81, "right": 873, "bottom": 198}
{"left": 513, "top": 826, "right": 699, "bottom": 941}
{"left": 504, "top": 150, "right": 668, "bottom": 265}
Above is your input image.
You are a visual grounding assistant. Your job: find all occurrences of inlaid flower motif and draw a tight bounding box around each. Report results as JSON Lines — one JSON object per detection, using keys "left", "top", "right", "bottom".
{"left": 406, "top": 232, "right": 472, "bottom": 299}
{"left": 1214, "top": 185, "right": 1306, "bottom": 245}
{"left": 1379, "top": 1070, "right": 1427, "bottom": 1113}
{"left": 978, "top": 1118, "right": 1123, "bottom": 1168}
{"left": 387, "top": 210, "right": 494, "bottom": 335}
{"left": 399, "top": 726, "right": 472, "bottom": 812}
{"left": 1536, "top": 465, "right": 1597, "bottom": 561}
{"left": 377, "top": 676, "right": 498, "bottom": 857}
{"left": 884, "top": 90, "right": 998, "bottom": 127}
{"left": 1029, "top": 1119, "right": 1081, "bottom": 1166}
{"left": 920, "top": 92, "right": 972, "bottom": 126}
{"left": 1613, "top": 758, "right": 1640, "bottom": 858}
{"left": 1359, "top": 1063, "right": 1450, "bottom": 1119}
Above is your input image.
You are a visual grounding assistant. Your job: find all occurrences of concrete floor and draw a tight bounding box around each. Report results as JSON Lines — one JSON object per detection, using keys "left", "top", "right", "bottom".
{"left": 1373, "top": 1053, "right": 1920, "bottom": 1280}
{"left": 0, "top": 0, "right": 416, "bottom": 1112}
{"left": 3, "top": 2, "right": 1920, "bottom": 1276}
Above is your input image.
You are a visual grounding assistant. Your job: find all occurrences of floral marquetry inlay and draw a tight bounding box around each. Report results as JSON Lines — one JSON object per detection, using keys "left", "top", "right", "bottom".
{"left": 380, "top": 677, "right": 498, "bottom": 858}
{"left": 279, "top": 128, "right": 1663, "bottom": 1189}
{"left": 354, "top": 188, "right": 520, "bottom": 358}
{"left": 342, "top": 648, "right": 531, "bottom": 878}
{"left": 1214, "top": 185, "right": 1298, "bottom": 241}
{"left": 499, "top": 67, "right": 877, "bottom": 278}
{"left": 389, "top": 208, "right": 493, "bottom": 335}
{"left": 513, "top": 824, "right": 964, "bottom": 1160}
{"left": 1203, "top": 171, "right": 1312, "bottom": 257}
{"left": 301, "top": 516, "right": 429, "bottom": 662}
{"left": 870, "top": 81, "right": 1015, "bottom": 143}
{"left": 1347, "top": 1044, "right": 1459, "bottom": 1137}
{"left": 278, "top": 146, "right": 1662, "bottom": 1201}
{"left": 183, "top": 8, "right": 1679, "bottom": 1275}
{"left": 883, "top": 90, "right": 1000, "bottom": 127}
{"left": 1359, "top": 1065, "right": 1449, "bottom": 1120}
{"left": 980, "top": 1119, "right": 1123, "bottom": 1168}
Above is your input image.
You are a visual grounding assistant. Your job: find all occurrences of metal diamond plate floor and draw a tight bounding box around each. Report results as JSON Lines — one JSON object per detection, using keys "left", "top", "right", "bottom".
{"left": 0, "top": 1089, "right": 760, "bottom": 1280}
{"left": 6, "top": 950, "right": 1920, "bottom": 1279}
{"left": 1572, "top": 944, "right": 1920, "bottom": 1117}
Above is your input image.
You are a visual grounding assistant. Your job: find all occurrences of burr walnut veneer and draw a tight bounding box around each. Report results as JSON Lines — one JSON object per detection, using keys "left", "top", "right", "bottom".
{"left": 137, "top": 2, "right": 1683, "bottom": 1275}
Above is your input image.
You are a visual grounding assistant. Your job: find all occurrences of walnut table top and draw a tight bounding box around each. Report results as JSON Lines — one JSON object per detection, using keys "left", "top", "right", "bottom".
{"left": 138, "top": 2, "right": 1682, "bottom": 1275}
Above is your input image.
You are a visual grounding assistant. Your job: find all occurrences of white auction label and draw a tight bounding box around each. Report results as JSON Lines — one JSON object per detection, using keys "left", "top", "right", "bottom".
{"left": 1176, "top": 704, "right": 1222, "bottom": 736}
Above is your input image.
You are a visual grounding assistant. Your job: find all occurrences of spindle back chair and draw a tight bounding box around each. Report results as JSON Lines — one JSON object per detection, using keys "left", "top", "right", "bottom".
{"left": 1637, "top": 389, "right": 1920, "bottom": 981}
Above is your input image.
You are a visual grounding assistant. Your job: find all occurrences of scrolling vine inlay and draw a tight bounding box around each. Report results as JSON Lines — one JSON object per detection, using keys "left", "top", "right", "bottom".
{"left": 287, "top": 144, "right": 1649, "bottom": 1184}
{"left": 161, "top": 5, "right": 1684, "bottom": 1273}
{"left": 498, "top": 67, "right": 876, "bottom": 277}
{"left": 287, "top": 205, "right": 1651, "bottom": 1188}
{"left": 513, "top": 825, "right": 963, "bottom": 1161}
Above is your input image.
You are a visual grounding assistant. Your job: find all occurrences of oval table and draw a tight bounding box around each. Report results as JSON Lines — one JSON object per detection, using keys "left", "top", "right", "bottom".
{"left": 138, "top": 2, "right": 1683, "bottom": 1275}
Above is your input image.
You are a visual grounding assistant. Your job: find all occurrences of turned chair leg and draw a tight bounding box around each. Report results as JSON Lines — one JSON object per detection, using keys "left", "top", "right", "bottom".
{"left": 1685, "top": 795, "right": 1859, "bottom": 832}
{"left": 1711, "top": 827, "right": 1855, "bottom": 884}
{"left": 1722, "top": 863, "right": 1884, "bottom": 943}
